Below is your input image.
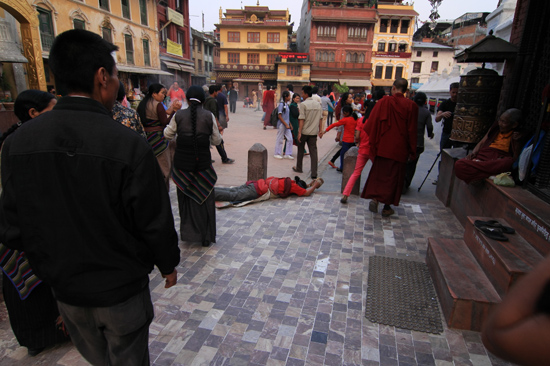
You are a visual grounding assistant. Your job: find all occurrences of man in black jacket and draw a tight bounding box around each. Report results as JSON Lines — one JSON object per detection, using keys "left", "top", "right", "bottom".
{"left": 205, "top": 85, "right": 235, "bottom": 164}
{"left": 0, "top": 29, "right": 180, "bottom": 365}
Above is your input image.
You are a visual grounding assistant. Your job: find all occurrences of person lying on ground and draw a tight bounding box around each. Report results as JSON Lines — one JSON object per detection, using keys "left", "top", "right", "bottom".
{"left": 454, "top": 108, "right": 527, "bottom": 184}
{"left": 215, "top": 176, "right": 323, "bottom": 204}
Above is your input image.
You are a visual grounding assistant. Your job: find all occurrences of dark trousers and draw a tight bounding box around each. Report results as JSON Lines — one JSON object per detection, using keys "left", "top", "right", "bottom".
{"left": 215, "top": 139, "right": 229, "bottom": 162}
{"left": 57, "top": 285, "right": 153, "bottom": 366}
{"left": 215, "top": 183, "right": 258, "bottom": 202}
{"left": 340, "top": 142, "right": 356, "bottom": 170}
{"left": 405, "top": 146, "right": 425, "bottom": 188}
{"left": 229, "top": 101, "right": 236, "bottom": 113}
{"left": 297, "top": 134, "right": 318, "bottom": 178}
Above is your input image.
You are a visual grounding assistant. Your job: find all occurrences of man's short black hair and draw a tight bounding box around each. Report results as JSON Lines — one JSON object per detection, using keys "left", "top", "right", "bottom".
{"left": 209, "top": 85, "right": 218, "bottom": 95}
{"left": 49, "top": 29, "right": 119, "bottom": 94}
{"left": 393, "top": 78, "right": 408, "bottom": 93}
{"left": 311, "top": 86, "right": 319, "bottom": 94}
{"left": 287, "top": 84, "right": 294, "bottom": 91}
{"left": 323, "top": 90, "right": 329, "bottom": 96}
{"left": 302, "top": 85, "right": 312, "bottom": 97}
{"left": 450, "top": 82, "right": 459, "bottom": 90}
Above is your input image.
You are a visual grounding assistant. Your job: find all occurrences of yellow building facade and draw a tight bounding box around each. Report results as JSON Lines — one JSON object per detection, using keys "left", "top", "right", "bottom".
{"left": 215, "top": 5, "right": 292, "bottom": 99}
{"left": 371, "top": 3, "right": 417, "bottom": 92}
{"left": 20, "top": 0, "right": 167, "bottom": 93}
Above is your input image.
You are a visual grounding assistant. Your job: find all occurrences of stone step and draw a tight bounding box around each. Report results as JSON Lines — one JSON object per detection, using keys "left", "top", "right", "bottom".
{"left": 464, "top": 216, "right": 543, "bottom": 297}
{"left": 426, "top": 237, "right": 501, "bottom": 331}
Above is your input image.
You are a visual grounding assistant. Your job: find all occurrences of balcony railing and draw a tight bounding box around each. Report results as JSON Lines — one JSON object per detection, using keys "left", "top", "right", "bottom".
{"left": 313, "top": 61, "right": 372, "bottom": 70}
{"left": 372, "top": 51, "right": 412, "bottom": 58}
{"left": 311, "top": 0, "right": 377, "bottom": 8}
{"left": 40, "top": 33, "right": 55, "bottom": 52}
{"left": 216, "top": 64, "right": 276, "bottom": 72}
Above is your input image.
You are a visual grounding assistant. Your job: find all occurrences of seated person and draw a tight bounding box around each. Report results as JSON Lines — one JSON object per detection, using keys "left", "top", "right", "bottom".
{"left": 455, "top": 108, "right": 526, "bottom": 184}
{"left": 216, "top": 176, "right": 323, "bottom": 203}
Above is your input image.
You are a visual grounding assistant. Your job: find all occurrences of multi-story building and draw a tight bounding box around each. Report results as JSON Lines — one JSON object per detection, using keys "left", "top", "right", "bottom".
{"left": 30, "top": 0, "right": 167, "bottom": 95}
{"left": 447, "top": 12, "right": 489, "bottom": 49}
{"left": 191, "top": 28, "right": 215, "bottom": 86}
{"left": 156, "top": 0, "right": 194, "bottom": 88}
{"left": 371, "top": 0, "right": 417, "bottom": 93}
{"left": 296, "top": 0, "right": 377, "bottom": 93}
{"left": 215, "top": 5, "right": 292, "bottom": 99}
{"left": 409, "top": 42, "right": 455, "bottom": 88}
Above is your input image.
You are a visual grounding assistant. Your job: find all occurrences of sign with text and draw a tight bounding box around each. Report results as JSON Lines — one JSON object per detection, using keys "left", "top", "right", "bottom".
{"left": 167, "top": 39, "right": 183, "bottom": 57}
{"left": 373, "top": 51, "right": 412, "bottom": 58}
{"left": 167, "top": 8, "right": 184, "bottom": 27}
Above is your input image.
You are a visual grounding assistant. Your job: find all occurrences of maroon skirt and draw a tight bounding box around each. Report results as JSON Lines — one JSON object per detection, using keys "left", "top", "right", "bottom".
{"left": 361, "top": 156, "right": 406, "bottom": 206}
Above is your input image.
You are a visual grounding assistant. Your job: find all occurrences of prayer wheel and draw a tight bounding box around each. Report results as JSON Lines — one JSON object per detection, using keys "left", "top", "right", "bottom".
{"left": 451, "top": 68, "right": 503, "bottom": 143}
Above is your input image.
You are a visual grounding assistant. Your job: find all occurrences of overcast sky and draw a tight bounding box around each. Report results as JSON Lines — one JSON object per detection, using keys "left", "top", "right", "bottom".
{"left": 189, "top": 0, "right": 501, "bottom": 33}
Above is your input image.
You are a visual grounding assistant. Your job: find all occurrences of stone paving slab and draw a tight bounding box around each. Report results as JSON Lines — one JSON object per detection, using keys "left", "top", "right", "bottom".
{"left": 0, "top": 191, "right": 515, "bottom": 365}
{"left": 0, "top": 103, "right": 515, "bottom": 365}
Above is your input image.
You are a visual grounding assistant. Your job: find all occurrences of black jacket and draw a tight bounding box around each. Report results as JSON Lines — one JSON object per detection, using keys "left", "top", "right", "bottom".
{"left": 0, "top": 97, "right": 180, "bottom": 307}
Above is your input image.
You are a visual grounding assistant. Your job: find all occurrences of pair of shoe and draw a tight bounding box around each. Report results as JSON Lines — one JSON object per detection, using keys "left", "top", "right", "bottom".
{"left": 274, "top": 155, "right": 283, "bottom": 159}
{"left": 222, "top": 158, "right": 235, "bottom": 164}
{"left": 474, "top": 220, "right": 515, "bottom": 241}
{"left": 368, "top": 199, "right": 378, "bottom": 213}
{"left": 340, "top": 195, "right": 348, "bottom": 204}
{"left": 292, "top": 166, "right": 303, "bottom": 173}
{"left": 28, "top": 347, "right": 45, "bottom": 357}
{"left": 284, "top": 155, "right": 294, "bottom": 160}
{"left": 328, "top": 161, "right": 337, "bottom": 169}
{"left": 382, "top": 208, "right": 395, "bottom": 217}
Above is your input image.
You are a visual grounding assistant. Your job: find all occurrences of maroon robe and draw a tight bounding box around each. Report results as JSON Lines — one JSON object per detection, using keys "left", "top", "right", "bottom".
{"left": 454, "top": 121, "right": 526, "bottom": 184}
{"left": 361, "top": 93, "right": 418, "bottom": 205}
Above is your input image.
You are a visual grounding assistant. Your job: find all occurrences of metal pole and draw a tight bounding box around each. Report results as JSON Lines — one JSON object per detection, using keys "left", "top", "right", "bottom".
{"left": 418, "top": 152, "right": 441, "bottom": 192}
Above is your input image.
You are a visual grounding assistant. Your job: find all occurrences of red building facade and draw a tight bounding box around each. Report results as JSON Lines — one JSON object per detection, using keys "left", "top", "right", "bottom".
{"left": 156, "top": 0, "right": 195, "bottom": 88}
{"left": 297, "top": 1, "right": 377, "bottom": 92}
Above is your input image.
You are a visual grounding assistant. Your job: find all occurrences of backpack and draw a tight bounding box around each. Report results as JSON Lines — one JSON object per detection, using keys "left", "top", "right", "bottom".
{"left": 270, "top": 102, "right": 286, "bottom": 128}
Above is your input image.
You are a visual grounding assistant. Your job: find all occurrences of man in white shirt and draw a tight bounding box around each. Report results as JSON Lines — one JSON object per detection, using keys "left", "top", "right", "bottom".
{"left": 293, "top": 86, "right": 323, "bottom": 179}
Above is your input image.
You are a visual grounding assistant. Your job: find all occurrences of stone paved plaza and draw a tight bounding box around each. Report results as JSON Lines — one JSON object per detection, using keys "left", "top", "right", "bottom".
{"left": 0, "top": 105, "right": 514, "bottom": 366}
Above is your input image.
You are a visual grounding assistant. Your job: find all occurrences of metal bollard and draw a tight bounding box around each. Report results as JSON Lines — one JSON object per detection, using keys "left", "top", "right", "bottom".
{"left": 341, "top": 146, "right": 360, "bottom": 195}
{"left": 247, "top": 143, "right": 268, "bottom": 182}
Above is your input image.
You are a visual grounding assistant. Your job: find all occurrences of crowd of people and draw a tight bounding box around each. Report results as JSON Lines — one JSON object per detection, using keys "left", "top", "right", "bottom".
{"left": 0, "top": 28, "right": 538, "bottom": 366}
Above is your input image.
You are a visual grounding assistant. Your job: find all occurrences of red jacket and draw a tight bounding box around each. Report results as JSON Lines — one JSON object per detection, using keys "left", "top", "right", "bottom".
{"left": 363, "top": 93, "right": 418, "bottom": 163}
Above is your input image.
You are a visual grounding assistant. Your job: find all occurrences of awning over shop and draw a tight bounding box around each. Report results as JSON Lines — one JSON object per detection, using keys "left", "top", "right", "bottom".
{"left": 311, "top": 78, "right": 339, "bottom": 82}
{"left": 233, "top": 78, "right": 264, "bottom": 82}
{"left": 162, "top": 60, "right": 195, "bottom": 73}
{"left": 371, "top": 79, "right": 394, "bottom": 87}
{"left": 339, "top": 79, "right": 372, "bottom": 87}
{"left": 377, "top": 8, "right": 419, "bottom": 17}
{"left": 117, "top": 65, "right": 173, "bottom": 76}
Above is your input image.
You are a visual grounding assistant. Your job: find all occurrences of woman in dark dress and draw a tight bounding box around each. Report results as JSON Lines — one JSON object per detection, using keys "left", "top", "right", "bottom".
{"left": 164, "top": 86, "right": 222, "bottom": 246}
{"left": 0, "top": 90, "right": 68, "bottom": 356}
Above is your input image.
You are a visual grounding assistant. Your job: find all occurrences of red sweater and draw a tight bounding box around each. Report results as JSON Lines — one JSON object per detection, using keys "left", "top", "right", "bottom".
{"left": 325, "top": 116, "right": 357, "bottom": 143}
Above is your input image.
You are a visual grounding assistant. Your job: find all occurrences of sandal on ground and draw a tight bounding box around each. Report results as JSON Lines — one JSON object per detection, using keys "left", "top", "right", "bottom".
{"left": 328, "top": 161, "right": 336, "bottom": 169}
{"left": 369, "top": 199, "right": 378, "bottom": 213}
{"left": 382, "top": 208, "right": 395, "bottom": 217}
{"left": 292, "top": 167, "right": 303, "bottom": 173}
{"left": 340, "top": 195, "right": 348, "bottom": 204}
{"left": 474, "top": 220, "right": 515, "bottom": 234}
{"left": 475, "top": 225, "right": 509, "bottom": 241}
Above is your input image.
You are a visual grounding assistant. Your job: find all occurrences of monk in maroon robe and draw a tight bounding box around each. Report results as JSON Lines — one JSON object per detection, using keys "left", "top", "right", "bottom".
{"left": 361, "top": 78, "right": 418, "bottom": 217}
{"left": 455, "top": 108, "right": 525, "bottom": 184}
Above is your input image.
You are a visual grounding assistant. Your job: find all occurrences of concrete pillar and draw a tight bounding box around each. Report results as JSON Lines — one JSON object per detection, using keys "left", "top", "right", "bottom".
{"left": 341, "top": 146, "right": 360, "bottom": 195}
{"left": 248, "top": 143, "right": 267, "bottom": 181}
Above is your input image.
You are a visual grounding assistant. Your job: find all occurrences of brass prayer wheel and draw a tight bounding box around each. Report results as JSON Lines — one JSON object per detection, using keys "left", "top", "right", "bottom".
{"left": 451, "top": 68, "right": 503, "bottom": 143}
